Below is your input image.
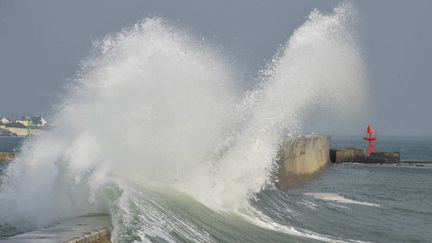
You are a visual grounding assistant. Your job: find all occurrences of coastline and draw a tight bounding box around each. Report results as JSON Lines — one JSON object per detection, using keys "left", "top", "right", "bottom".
{"left": 0, "top": 127, "right": 44, "bottom": 137}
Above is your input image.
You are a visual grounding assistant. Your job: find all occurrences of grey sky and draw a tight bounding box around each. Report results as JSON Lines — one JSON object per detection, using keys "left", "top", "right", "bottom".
{"left": 0, "top": 0, "right": 431, "bottom": 135}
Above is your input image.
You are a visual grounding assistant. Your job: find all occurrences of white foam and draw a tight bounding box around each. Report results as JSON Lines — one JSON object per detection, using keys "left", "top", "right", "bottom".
{"left": 297, "top": 200, "right": 318, "bottom": 210}
{"left": 305, "top": 193, "right": 380, "bottom": 207}
{"left": 242, "top": 207, "right": 371, "bottom": 243}
{"left": 327, "top": 202, "right": 350, "bottom": 209}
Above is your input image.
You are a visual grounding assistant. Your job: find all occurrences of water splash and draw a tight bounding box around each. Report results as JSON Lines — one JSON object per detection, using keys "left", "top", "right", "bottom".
{"left": 0, "top": 3, "right": 367, "bottom": 241}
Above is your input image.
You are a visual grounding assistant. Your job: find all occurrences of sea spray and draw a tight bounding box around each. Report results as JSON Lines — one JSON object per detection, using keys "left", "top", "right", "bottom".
{"left": 0, "top": 18, "right": 239, "bottom": 228}
{"left": 177, "top": 2, "right": 366, "bottom": 211}
{"left": 0, "top": 3, "right": 367, "bottom": 242}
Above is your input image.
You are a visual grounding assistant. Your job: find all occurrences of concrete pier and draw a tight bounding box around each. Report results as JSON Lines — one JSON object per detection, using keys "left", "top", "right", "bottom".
{"left": 276, "top": 136, "right": 330, "bottom": 190}
{"left": 330, "top": 148, "right": 365, "bottom": 163}
{"left": 330, "top": 148, "right": 401, "bottom": 164}
{"left": 0, "top": 214, "right": 112, "bottom": 243}
{"left": 368, "top": 152, "right": 400, "bottom": 164}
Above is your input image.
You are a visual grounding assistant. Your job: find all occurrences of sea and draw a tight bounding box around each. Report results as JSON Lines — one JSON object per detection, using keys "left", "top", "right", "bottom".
{"left": 0, "top": 137, "right": 23, "bottom": 153}
{"left": 1, "top": 135, "right": 431, "bottom": 242}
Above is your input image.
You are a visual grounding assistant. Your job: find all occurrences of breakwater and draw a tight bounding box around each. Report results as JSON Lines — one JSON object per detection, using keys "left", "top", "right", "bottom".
{"left": 276, "top": 136, "right": 330, "bottom": 190}
{"left": 330, "top": 148, "right": 401, "bottom": 164}
{"left": 0, "top": 214, "right": 111, "bottom": 243}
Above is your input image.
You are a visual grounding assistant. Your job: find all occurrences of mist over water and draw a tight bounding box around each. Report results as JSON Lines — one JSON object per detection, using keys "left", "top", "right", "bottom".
{"left": 0, "top": 3, "right": 368, "bottom": 242}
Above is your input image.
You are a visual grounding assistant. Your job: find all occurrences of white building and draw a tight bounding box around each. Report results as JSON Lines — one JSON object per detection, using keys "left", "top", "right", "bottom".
{"left": 15, "top": 117, "right": 29, "bottom": 127}
{"left": 0, "top": 117, "right": 10, "bottom": 125}
{"left": 32, "top": 116, "right": 48, "bottom": 128}
{"left": 2, "top": 116, "right": 49, "bottom": 129}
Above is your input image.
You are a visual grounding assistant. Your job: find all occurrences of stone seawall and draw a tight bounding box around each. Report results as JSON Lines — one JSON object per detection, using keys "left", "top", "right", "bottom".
{"left": 276, "top": 136, "right": 330, "bottom": 190}
{"left": 330, "top": 148, "right": 365, "bottom": 163}
{"left": 0, "top": 214, "right": 112, "bottom": 243}
{"left": 330, "top": 148, "right": 401, "bottom": 164}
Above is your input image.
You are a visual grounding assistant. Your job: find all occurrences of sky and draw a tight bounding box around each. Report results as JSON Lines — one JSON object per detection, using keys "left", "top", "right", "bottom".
{"left": 0, "top": 0, "right": 431, "bottom": 135}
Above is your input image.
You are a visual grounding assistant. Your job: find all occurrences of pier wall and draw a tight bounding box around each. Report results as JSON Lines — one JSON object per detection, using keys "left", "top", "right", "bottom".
{"left": 0, "top": 214, "right": 112, "bottom": 243}
{"left": 276, "top": 136, "right": 330, "bottom": 190}
{"left": 330, "top": 148, "right": 401, "bottom": 164}
{"left": 330, "top": 148, "right": 365, "bottom": 163}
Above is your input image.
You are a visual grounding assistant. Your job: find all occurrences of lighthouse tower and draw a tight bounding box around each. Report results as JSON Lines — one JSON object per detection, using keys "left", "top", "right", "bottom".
{"left": 363, "top": 125, "right": 378, "bottom": 156}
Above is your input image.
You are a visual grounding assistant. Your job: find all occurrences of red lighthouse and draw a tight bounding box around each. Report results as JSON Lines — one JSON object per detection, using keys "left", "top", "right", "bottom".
{"left": 363, "top": 125, "right": 378, "bottom": 156}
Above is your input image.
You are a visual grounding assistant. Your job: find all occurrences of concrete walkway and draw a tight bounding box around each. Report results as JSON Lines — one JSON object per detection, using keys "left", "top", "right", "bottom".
{"left": 0, "top": 214, "right": 112, "bottom": 243}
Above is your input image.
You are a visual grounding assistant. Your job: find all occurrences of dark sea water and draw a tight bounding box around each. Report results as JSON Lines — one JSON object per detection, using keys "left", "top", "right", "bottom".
{"left": 256, "top": 163, "right": 432, "bottom": 242}
{"left": 1, "top": 135, "right": 431, "bottom": 242}
{"left": 0, "top": 137, "right": 23, "bottom": 175}
{"left": 0, "top": 137, "right": 24, "bottom": 152}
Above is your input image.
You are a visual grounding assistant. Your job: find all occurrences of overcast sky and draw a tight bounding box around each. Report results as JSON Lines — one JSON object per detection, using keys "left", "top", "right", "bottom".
{"left": 0, "top": 0, "right": 431, "bottom": 135}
